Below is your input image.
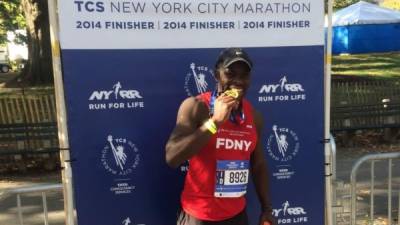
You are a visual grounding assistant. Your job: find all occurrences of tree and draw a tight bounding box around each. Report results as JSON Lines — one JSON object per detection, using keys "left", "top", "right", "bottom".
{"left": 20, "top": 0, "right": 53, "bottom": 85}
{"left": 0, "top": 0, "right": 25, "bottom": 45}
{"left": 381, "top": 0, "right": 400, "bottom": 10}
{"left": 0, "top": 0, "right": 53, "bottom": 86}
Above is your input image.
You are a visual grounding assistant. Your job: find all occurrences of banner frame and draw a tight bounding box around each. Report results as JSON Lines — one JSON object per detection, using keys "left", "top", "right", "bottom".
{"left": 324, "top": 0, "right": 334, "bottom": 224}
{"left": 48, "top": 0, "right": 76, "bottom": 224}
{"left": 51, "top": 0, "right": 329, "bottom": 224}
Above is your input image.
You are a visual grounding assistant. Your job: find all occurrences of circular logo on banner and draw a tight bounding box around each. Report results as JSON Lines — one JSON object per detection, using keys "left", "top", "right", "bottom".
{"left": 184, "top": 62, "right": 214, "bottom": 96}
{"left": 101, "top": 135, "right": 140, "bottom": 176}
{"left": 266, "top": 125, "right": 300, "bottom": 162}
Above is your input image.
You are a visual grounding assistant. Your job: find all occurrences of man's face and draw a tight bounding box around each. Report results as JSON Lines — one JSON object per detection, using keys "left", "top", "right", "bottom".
{"left": 218, "top": 61, "right": 251, "bottom": 99}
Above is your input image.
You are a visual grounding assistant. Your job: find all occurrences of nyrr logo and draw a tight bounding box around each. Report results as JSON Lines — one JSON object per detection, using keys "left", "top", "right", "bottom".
{"left": 88, "top": 82, "right": 144, "bottom": 110}
{"left": 266, "top": 125, "right": 300, "bottom": 162}
{"left": 121, "top": 217, "right": 146, "bottom": 225}
{"left": 258, "top": 76, "right": 306, "bottom": 102}
{"left": 89, "top": 82, "right": 142, "bottom": 100}
{"left": 122, "top": 217, "right": 131, "bottom": 225}
{"left": 259, "top": 76, "right": 304, "bottom": 93}
{"left": 184, "top": 63, "right": 214, "bottom": 96}
{"left": 101, "top": 135, "right": 140, "bottom": 176}
{"left": 273, "top": 201, "right": 308, "bottom": 224}
{"left": 273, "top": 201, "right": 307, "bottom": 217}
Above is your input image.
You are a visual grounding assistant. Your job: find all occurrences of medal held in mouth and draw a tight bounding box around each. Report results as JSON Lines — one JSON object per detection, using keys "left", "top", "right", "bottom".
{"left": 210, "top": 89, "right": 245, "bottom": 125}
{"left": 224, "top": 88, "right": 240, "bottom": 99}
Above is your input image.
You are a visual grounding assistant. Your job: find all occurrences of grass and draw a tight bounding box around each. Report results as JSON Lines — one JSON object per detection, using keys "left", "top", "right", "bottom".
{"left": 332, "top": 52, "right": 400, "bottom": 80}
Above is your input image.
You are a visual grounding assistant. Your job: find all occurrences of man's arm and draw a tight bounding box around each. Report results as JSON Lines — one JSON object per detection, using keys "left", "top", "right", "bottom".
{"left": 165, "top": 94, "right": 237, "bottom": 168}
{"left": 165, "top": 97, "right": 212, "bottom": 168}
{"left": 251, "top": 109, "right": 275, "bottom": 225}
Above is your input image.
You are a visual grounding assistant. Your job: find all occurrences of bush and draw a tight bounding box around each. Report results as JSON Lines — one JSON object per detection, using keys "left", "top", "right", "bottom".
{"left": 10, "top": 57, "right": 26, "bottom": 72}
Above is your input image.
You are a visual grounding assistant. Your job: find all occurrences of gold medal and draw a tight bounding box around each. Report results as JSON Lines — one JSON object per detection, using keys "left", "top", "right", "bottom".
{"left": 224, "top": 88, "right": 240, "bottom": 99}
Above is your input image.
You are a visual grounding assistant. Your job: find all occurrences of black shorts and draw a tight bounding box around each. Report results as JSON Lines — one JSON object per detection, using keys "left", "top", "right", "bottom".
{"left": 177, "top": 209, "right": 249, "bottom": 225}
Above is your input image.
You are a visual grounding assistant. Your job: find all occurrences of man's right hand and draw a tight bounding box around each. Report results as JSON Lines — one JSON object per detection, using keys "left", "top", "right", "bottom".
{"left": 211, "top": 94, "right": 238, "bottom": 126}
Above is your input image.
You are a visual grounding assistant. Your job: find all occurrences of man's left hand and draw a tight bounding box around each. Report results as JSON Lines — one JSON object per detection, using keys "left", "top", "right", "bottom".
{"left": 259, "top": 211, "right": 276, "bottom": 225}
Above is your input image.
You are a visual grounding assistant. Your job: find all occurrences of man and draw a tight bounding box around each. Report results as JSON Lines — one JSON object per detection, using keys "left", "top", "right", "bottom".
{"left": 165, "top": 48, "right": 275, "bottom": 225}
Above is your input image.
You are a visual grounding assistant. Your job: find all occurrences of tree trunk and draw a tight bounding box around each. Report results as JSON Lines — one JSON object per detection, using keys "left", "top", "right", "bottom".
{"left": 20, "top": 0, "right": 53, "bottom": 85}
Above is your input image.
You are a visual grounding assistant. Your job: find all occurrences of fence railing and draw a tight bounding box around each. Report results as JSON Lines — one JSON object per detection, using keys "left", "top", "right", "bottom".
{"left": 0, "top": 87, "right": 56, "bottom": 124}
{"left": 0, "top": 87, "right": 59, "bottom": 170}
{"left": 1, "top": 183, "right": 63, "bottom": 225}
{"left": 331, "top": 79, "right": 400, "bottom": 131}
{"left": 350, "top": 152, "right": 400, "bottom": 225}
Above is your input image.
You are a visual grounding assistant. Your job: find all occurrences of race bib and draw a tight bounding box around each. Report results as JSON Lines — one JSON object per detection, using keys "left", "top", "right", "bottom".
{"left": 215, "top": 160, "right": 249, "bottom": 198}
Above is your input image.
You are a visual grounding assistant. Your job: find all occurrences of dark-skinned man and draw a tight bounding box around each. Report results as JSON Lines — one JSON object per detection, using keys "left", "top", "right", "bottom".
{"left": 166, "top": 48, "right": 275, "bottom": 225}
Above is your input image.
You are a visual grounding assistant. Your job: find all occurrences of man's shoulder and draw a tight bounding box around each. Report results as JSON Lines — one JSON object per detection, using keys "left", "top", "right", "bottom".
{"left": 179, "top": 96, "right": 209, "bottom": 120}
{"left": 180, "top": 96, "right": 207, "bottom": 108}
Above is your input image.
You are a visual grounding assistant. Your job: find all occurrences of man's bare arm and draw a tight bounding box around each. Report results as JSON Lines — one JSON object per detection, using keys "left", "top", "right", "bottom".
{"left": 165, "top": 93, "right": 238, "bottom": 168}
{"left": 251, "top": 109, "right": 275, "bottom": 225}
{"left": 165, "top": 97, "right": 212, "bottom": 168}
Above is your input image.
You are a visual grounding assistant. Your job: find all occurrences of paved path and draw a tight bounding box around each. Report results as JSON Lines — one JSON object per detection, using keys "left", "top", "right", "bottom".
{"left": 0, "top": 172, "right": 64, "bottom": 225}
{"left": 334, "top": 146, "right": 400, "bottom": 225}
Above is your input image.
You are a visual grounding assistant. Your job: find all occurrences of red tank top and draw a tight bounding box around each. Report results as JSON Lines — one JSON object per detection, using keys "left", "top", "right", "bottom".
{"left": 181, "top": 92, "right": 258, "bottom": 221}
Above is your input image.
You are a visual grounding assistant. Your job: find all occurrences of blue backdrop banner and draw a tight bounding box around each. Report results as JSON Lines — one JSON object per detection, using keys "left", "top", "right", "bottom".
{"left": 57, "top": 1, "right": 325, "bottom": 225}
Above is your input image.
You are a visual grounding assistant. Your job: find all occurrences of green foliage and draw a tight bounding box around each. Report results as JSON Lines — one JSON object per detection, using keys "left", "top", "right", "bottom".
{"left": 325, "top": 0, "right": 376, "bottom": 11}
{"left": 333, "top": 0, "right": 356, "bottom": 10}
{"left": 0, "top": 0, "right": 26, "bottom": 45}
{"left": 381, "top": 0, "right": 400, "bottom": 10}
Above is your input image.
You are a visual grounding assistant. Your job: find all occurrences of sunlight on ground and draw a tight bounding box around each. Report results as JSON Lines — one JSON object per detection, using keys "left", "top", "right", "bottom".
{"left": 332, "top": 52, "right": 400, "bottom": 79}
{"left": 357, "top": 217, "right": 389, "bottom": 225}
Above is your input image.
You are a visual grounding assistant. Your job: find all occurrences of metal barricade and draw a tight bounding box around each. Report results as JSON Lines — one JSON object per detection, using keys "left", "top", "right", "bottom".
{"left": 350, "top": 152, "right": 400, "bottom": 225}
{"left": 2, "top": 183, "right": 62, "bottom": 225}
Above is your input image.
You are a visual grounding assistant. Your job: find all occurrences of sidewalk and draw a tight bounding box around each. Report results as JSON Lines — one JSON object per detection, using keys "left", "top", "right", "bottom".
{"left": 0, "top": 171, "right": 64, "bottom": 225}
{"left": 334, "top": 143, "right": 400, "bottom": 225}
